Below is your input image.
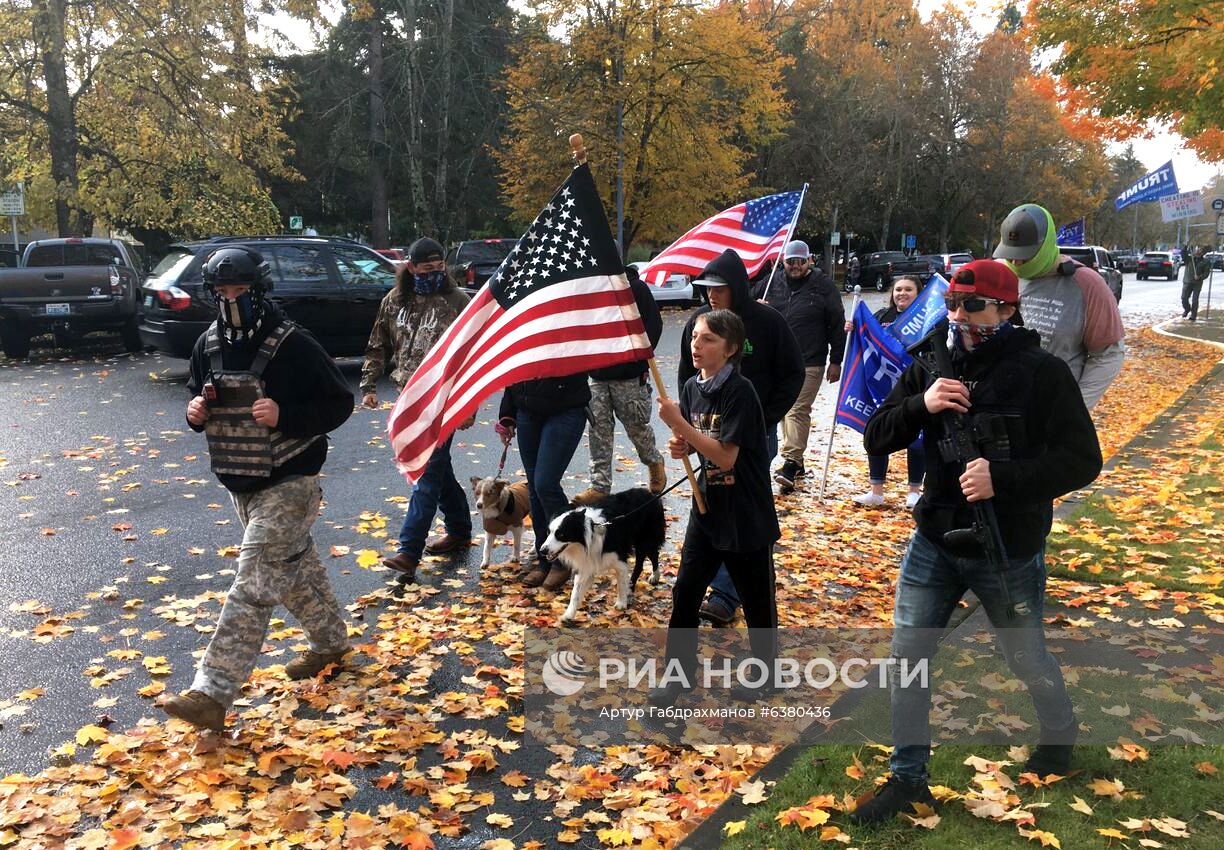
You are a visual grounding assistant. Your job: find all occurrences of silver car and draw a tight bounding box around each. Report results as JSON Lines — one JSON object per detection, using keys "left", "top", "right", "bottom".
{"left": 628, "top": 262, "right": 698, "bottom": 306}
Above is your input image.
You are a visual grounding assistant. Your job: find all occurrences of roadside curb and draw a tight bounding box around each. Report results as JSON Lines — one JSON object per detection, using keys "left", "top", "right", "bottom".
{"left": 677, "top": 328, "right": 1224, "bottom": 850}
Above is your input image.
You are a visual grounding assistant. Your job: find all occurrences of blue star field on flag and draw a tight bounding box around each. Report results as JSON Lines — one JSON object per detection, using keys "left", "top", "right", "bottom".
{"left": 487, "top": 164, "right": 622, "bottom": 309}
{"left": 741, "top": 191, "right": 803, "bottom": 237}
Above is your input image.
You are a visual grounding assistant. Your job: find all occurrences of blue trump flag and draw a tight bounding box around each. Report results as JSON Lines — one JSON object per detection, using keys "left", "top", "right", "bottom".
{"left": 1056, "top": 218, "right": 1085, "bottom": 246}
{"left": 888, "top": 274, "right": 948, "bottom": 350}
{"left": 835, "top": 300, "right": 913, "bottom": 433}
{"left": 1115, "top": 160, "right": 1178, "bottom": 211}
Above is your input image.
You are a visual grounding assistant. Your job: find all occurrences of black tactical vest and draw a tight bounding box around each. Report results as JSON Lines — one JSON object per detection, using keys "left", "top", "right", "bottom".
{"left": 202, "top": 321, "right": 319, "bottom": 478}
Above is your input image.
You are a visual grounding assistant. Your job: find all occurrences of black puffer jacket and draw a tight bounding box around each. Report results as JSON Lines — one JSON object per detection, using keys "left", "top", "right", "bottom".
{"left": 678, "top": 250, "right": 804, "bottom": 427}
{"left": 499, "top": 374, "right": 591, "bottom": 420}
{"left": 864, "top": 325, "right": 1102, "bottom": 558}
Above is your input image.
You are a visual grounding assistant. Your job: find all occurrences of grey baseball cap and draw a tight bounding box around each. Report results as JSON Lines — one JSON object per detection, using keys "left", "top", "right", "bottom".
{"left": 784, "top": 240, "right": 810, "bottom": 260}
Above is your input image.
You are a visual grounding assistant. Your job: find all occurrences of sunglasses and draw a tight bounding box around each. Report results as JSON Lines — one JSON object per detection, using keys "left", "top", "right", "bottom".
{"left": 784, "top": 257, "right": 809, "bottom": 266}
{"left": 944, "top": 295, "right": 1007, "bottom": 313}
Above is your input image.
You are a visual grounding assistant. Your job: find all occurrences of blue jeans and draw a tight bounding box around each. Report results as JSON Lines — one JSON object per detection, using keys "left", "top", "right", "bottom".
{"left": 516, "top": 407, "right": 587, "bottom": 557}
{"left": 868, "top": 447, "right": 926, "bottom": 486}
{"left": 706, "top": 427, "right": 777, "bottom": 613}
{"left": 398, "top": 435, "right": 472, "bottom": 560}
{"left": 888, "top": 531, "right": 1075, "bottom": 783}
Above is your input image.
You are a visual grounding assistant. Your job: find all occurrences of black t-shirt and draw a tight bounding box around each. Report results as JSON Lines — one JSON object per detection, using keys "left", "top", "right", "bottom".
{"left": 679, "top": 370, "right": 780, "bottom": 552}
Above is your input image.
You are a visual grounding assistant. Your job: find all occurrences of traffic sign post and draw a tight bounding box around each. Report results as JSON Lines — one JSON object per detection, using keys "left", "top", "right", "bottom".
{"left": 2, "top": 182, "right": 24, "bottom": 250}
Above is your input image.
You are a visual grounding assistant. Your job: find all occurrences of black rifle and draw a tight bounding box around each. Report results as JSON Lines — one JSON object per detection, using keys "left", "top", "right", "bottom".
{"left": 907, "top": 325, "right": 1017, "bottom": 620}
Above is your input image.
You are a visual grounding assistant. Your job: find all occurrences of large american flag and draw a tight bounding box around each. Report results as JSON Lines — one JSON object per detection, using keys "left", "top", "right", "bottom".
{"left": 642, "top": 190, "right": 803, "bottom": 286}
{"left": 389, "top": 164, "right": 652, "bottom": 482}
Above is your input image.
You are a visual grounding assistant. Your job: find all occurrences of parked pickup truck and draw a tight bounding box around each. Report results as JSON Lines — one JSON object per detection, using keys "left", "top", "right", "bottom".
{"left": 859, "top": 251, "right": 938, "bottom": 291}
{"left": 0, "top": 238, "right": 145, "bottom": 359}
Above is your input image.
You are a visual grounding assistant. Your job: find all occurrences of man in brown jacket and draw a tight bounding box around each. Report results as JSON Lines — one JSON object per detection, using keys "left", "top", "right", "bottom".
{"left": 361, "top": 237, "right": 473, "bottom": 580}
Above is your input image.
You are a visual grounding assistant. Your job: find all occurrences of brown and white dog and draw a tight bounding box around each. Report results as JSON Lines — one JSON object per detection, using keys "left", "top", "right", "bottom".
{"left": 470, "top": 476, "right": 531, "bottom": 567}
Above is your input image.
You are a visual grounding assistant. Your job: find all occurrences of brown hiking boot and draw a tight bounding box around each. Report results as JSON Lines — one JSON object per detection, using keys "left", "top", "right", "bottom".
{"left": 161, "top": 690, "right": 226, "bottom": 732}
{"left": 424, "top": 534, "right": 468, "bottom": 554}
{"left": 382, "top": 552, "right": 419, "bottom": 579}
{"left": 285, "top": 649, "right": 348, "bottom": 680}
{"left": 542, "top": 562, "right": 573, "bottom": 591}
{"left": 571, "top": 487, "right": 609, "bottom": 506}
{"left": 648, "top": 461, "right": 667, "bottom": 494}
{"left": 522, "top": 562, "right": 550, "bottom": 587}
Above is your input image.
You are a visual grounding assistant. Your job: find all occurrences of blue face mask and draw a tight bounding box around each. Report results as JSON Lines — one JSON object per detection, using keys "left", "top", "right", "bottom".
{"left": 412, "top": 270, "right": 447, "bottom": 295}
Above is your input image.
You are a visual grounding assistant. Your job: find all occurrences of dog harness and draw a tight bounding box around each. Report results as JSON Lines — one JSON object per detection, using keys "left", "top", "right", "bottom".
{"left": 202, "top": 321, "right": 319, "bottom": 478}
{"left": 482, "top": 481, "right": 531, "bottom": 535}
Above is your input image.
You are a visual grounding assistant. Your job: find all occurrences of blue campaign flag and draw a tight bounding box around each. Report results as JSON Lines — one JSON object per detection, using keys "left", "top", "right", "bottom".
{"left": 1115, "top": 161, "right": 1179, "bottom": 211}
{"left": 835, "top": 301, "right": 912, "bottom": 433}
{"left": 888, "top": 273, "right": 948, "bottom": 350}
{"left": 1056, "top": 218, "right": 1085, "bottom": 246}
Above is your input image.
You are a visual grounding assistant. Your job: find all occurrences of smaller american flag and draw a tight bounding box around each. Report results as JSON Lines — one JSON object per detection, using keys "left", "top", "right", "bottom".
{"left": 643, "top": 190, "right": 803, "bottom": 286}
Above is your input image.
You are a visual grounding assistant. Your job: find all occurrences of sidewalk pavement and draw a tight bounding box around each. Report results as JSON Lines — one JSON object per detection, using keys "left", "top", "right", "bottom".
{"left": 678, "top": 318, "right": 1224, "bottom": 848}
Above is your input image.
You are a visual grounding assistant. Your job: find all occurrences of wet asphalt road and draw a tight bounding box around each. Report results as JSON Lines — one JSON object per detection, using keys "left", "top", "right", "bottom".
{"left": 0, "top": 271, "right": 1174, "bottom": 778}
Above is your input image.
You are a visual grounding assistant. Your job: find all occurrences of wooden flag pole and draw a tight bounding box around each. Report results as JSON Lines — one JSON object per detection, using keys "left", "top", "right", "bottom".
{"left": 569, "top": 133, "right": 706, "bottom": 514}
{"left": 649, "top": 359, "right": 708, "bottom": 515}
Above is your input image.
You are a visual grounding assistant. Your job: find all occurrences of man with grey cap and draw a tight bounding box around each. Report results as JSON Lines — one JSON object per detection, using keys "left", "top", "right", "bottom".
{"left": 993, "top": 204, "right": 1123, "bottom": 410}
{"left": 756, "top": 240, "right": 846, "bottom": 491}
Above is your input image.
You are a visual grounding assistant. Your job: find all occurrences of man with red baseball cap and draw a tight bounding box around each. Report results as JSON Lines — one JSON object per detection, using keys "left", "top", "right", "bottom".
{"left": 854, "top": 259, "right": 1103, "bottom": 824}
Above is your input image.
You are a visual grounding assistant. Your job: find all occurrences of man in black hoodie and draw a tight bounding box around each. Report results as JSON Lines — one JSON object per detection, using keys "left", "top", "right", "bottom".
{"left": 161, "top": 248, "right": 354, "bottom": 732}
{"left": 678, "top": 250, "right": 803, "bottom": 625}
{"left": 852, "top": 260, "right": 1102, "bottom": 825}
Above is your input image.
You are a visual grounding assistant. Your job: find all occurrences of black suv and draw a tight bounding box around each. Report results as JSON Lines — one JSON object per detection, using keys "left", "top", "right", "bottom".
{"left": 139, "top": 236, "right": 398, "bottom": 358}
{"left": 447, "top": 239, "right": 516, "bottom": 294}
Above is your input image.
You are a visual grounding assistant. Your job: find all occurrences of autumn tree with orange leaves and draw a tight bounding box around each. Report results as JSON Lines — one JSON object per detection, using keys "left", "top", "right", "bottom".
{"left": 1028, "top": 0, "right": 1224, "bottom": 161}
{"left": 497, "top": 0, "right": 789, "bottom": 251}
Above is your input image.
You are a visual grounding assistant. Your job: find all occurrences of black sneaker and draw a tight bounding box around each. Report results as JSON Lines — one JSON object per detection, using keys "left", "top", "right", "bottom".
{"left": 773, "top": 460, "right": 803, "bottom": 490}
{"left": 1024, "top": 744, "right": 1074, "bottom": 777}
{"left": 848, "top": 775, "right": 937, "bottom": 826}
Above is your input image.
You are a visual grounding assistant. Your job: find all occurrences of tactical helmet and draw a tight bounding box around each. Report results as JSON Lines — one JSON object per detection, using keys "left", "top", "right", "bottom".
{"left": 202, "top": 247, "right": 272, "bottom": 295}
{"left": 993, "top": 204, "right": 1058, "bottom": 279}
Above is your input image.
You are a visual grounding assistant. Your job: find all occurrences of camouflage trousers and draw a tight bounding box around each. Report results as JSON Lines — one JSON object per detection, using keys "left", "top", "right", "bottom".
{"left": 588, "top": 377, "right": 663, "bottom": 492}
{"left": 191, "top": 475, "right": 348, "bottom": 707}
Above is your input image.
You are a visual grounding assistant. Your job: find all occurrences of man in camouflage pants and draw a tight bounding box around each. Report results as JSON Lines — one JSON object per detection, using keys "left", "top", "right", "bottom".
{"left": 161, "top": 247, "right": 354, "bottom": 732}
{"left": 572, "top": 263, "right": 667, "bottom": 504}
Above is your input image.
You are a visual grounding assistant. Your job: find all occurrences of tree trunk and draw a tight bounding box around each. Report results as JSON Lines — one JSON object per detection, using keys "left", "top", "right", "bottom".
{"left": 400, "top": 0, "right": 429, "bottom": 236}
{"left": 33, "top": 0, "right": 82, "bottom": 236}
{"left": 433, "top": 0, "right": 454, "bottom": 240}
{"left": 369, "top": 14, "right": 389, "bottom": 248}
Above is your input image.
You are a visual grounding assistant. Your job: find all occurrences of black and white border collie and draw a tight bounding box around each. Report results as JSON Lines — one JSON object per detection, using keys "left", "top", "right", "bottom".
{"left": 541, "top": 488, "right": 666, "bottom": 624}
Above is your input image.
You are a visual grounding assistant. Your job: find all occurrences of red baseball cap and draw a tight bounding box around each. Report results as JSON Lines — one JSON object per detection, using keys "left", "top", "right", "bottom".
{"left": 948, "top": 259, "right": 1019, "bottom": 304}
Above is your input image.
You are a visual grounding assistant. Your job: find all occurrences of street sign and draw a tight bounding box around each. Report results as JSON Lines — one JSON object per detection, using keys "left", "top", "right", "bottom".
{"left": 1212, "top": 197, "right": 1224, "bottom": 212}
{"left": 289, "top": 215, "right": 303, "bottom": 231}
{"left": 830, "top": 232, "right": 841, "bottom": 246}
{"left": 905, "top": 234, "right": 916, "bottom": 250}
{"left": 1217, "top": 214, "right": 1224, "bottom": 237}
{"left": 0, "top": 191, "right": 24, "bottom": 216}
